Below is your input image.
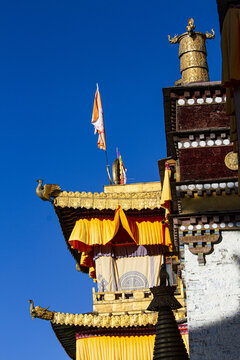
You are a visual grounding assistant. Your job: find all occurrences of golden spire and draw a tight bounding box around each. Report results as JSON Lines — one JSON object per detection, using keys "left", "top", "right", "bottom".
{"left": 168, "top": 18, "right": 215, "bottom": 85}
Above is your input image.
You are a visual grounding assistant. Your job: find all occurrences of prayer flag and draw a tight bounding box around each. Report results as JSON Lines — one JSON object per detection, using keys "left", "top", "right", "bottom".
{"left": 116, "top": 147, "right": 120, "bottom": 159}
{"left": 117, "top": 148, "right": 127, "bottom": 184}
{"left": 121, "top": 161, "right": 127, "bottom": 184}
{"left": 160, "top": 162, "right": 172, "bottom": 217}
{"left": 91, "top": 85, "right": 106, "bottom": 150}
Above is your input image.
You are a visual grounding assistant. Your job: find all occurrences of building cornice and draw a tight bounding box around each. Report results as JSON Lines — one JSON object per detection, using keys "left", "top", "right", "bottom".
{"left": 53, "top": 182, "right": 162, "bottom": 211}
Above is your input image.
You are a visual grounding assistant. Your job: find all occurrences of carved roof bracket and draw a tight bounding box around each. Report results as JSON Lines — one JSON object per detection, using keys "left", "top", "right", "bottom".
{"left": 172, "top": 212, "right": 240, "bottom": 265}
{"left": 179, "top": 231, "right": 220, "bottom": 265}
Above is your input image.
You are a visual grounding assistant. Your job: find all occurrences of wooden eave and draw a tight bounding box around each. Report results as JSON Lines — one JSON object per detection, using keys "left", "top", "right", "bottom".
{"left": 51, "top": 322, "right": 156, "bottom": 360}
{"left": 51, "top": 322, "right": 76, "bottom": 359}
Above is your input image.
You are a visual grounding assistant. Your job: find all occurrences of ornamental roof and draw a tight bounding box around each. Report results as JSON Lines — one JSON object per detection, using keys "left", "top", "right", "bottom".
{"left": 36, "top": 307, "right": 158, "bottom": 328}
{"left": 51, "top": 182, "right": 165, "bottom": 269}
{"left": 53, "top": 182, "right": 162, "bottom": 211}
{"left": 29, "top": 300, "right": 185, "bottom": 328}
{"left": 30, "top": 301, "right": 158, "bottom": 359}
{"left": 29, "top": 300, "right": 186, "bottom": 360}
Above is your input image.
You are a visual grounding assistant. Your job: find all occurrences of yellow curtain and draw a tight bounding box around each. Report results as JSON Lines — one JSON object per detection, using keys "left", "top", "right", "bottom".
{"left": 76, "top": 335, "right": 155, "bottom": 360}
{"left": 69, "top": 206, "right": 171, "bottom": 253}
{"left": 80, "top": 252, "right": 96, "bottom": 279}
{"left": 76, "top": 333, "right": 189, "bottom": 360}
{"left": 182, "top": 333, "right": 189, "bottom": 354}
{"left": 160, "top": 164, "right": 172, "bottom": 218}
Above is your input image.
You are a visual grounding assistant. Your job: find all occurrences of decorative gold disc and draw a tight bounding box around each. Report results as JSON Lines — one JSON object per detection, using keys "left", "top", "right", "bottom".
{"left": 224, "top": 151, "right": 239, "bottom": 171}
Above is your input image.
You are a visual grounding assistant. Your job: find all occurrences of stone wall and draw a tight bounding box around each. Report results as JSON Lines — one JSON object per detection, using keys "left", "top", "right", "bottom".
{"left": 184, "top": 230, "right": 240, "bottom": 360}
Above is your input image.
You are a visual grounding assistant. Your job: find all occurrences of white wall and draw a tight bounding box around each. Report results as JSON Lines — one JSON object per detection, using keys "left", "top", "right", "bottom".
{"left": 184, "top": 230, "right": 240, "bottom": 360}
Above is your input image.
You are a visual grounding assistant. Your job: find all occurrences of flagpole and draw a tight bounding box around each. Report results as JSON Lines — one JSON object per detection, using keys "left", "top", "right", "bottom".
{"left": 105, "top": 149, "right": 112, "bottom": 185}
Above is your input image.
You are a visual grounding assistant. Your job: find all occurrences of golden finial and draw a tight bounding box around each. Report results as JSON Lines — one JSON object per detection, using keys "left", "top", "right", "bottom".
{"left": 186, "top": 18, "right": 196, "bottom": 34}
{"left": 168, "top": 18, "right": 215, "bottom": 84}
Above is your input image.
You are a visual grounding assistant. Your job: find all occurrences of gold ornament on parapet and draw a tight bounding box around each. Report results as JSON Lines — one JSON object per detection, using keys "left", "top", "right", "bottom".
{"left": 224, "top": 151, "right": 239, "bottom": 171}
{"left": 168, "top": 18, "right": 215, "bottom": 85}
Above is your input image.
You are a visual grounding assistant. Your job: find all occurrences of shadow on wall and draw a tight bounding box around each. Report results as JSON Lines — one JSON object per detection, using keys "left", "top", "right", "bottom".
{"left": 188, "top": 254, "right": 240, "bottom": 360}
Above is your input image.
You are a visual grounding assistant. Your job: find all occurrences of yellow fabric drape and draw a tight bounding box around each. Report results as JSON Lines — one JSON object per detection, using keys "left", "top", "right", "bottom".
{"left": 80, "top": 252, "right": 93, "bottom": 267}
{"left": 160, "top": 165, "right": 172, "bottom": 218}
{"left": 76, "top": 333, "right": 189, "bottom": 360}
{"left": 182, "top": 333, "right": 189, "bottom": 354}
{"left": 79, "top": 252, "right": 96, "bottom": 279}
{"left": 69, "top": 206, "right": 172, "bottom": 253}
{"left": 76, "top": 335, "right": 155, "bottom": 360}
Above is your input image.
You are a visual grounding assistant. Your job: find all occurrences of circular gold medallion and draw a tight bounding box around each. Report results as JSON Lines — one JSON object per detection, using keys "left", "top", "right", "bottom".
{"left": 224, "top": 151, "right": 238, "bottom": 171}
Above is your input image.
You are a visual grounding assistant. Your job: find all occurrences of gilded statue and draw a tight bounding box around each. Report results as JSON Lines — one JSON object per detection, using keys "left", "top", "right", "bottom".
{"left": 186, "top": 18, "right": 196, "bottom": 34}
{"left": 29, "top": 299, "right": 54, "bottom": 321}
{"left": 36, "top": 179, "right": 61, "bottom": 201}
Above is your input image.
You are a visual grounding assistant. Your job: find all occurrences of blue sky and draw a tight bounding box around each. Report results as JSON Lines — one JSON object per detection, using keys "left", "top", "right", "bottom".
{"left": 1, "top": 1, "right": 221, "bottom": 359}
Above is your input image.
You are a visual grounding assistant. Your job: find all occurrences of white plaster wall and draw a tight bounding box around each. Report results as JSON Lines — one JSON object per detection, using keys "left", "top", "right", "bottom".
{"left": 184, "top": 230, "right": 240, "bottom": 360}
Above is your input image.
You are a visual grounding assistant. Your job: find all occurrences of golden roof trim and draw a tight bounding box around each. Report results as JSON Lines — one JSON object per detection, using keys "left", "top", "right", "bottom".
{"left": 53, "top": 190, "right": 162, "bottom": 210}
{"left": 29, "top": 300, "right": 186, "bottom": 328}
{"left": 52, "top": 311, "right": 158, "bottom": 328}
{"left": 29, "top": 301, "right": 158, "bottom": 328}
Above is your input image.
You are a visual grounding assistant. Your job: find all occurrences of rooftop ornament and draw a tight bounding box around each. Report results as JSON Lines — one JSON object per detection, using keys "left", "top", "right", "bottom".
{"left": 29, "top": 300, "right": 52, "bottom": 321}
{"left": 36, "top": 179, "right": 61, "bottom": 201}
{"left": 168, "top": 18, "right": 215, "bottom": 85}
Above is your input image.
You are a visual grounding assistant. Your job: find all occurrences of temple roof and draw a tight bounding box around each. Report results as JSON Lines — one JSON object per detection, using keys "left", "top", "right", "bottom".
{"left": 51, "top": 321, "right": 158, "bottom": 360}
{"left": 30, "top": 304, "right": 156, "bottom": 359}
{"left": 29, "top": 301, "right": 186, "bottom": 360}
{"left": 30, "top": 301, "right": 158, "bottom": 359}
{"left": 52, "top": 182, "right": 165, "bottom": 269}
